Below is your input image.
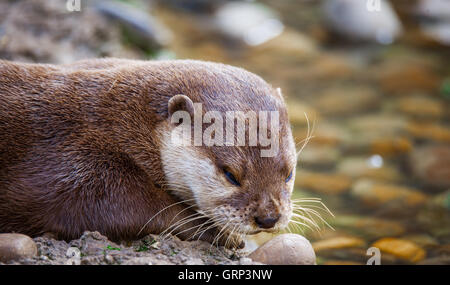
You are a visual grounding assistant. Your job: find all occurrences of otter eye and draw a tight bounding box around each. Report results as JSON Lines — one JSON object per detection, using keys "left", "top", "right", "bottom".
{"left": 223, "top": 169, "right": 240, "bottom": 186}
{"left": 285, "top": 170, "right": 293, "bottom": 183}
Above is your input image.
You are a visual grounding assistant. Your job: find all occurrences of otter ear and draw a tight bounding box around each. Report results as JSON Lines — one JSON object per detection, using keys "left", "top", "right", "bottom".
{"left": 167, "top": 94, "right": 195, "bottom": 125}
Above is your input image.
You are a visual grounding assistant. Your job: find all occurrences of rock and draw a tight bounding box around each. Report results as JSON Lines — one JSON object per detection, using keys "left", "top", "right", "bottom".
{"left": 337, "top": 157, "right": 403, "bottom": 182}
{"left": 395, "top": 96, "right": 445, "bottom": 120}
{"left": 297, "top": 145, "right": 341, "bottom": 170}
{"left": 306, "top": 54, "right": 355, "bottom": 80}
{"left": 416, "top": 191, "right": 450, "bottom": 239}
{"left": 239, "top": 257, "right": 254, "bottom": 265}
{"left": 332, "top": 215, "right": 405, "bottom": 240}
{"left": 294, "top": 122, "right": 351, "bottom": 147}
{"left": 214, "top": 1, "right": 284, "bottom": 46}
{"left": 379, "top": 64, "right": 440, "bottom": 94}
{"left": 315, "top": 86, "right": 380, "bottom": 116}
{"left": 95, "top": 0, "right": 173, "bottom": 49}
{"left": 416, "top": 0, "right": 450, "bottom": 46}
{"left": 409, "top": 145, "right": 450, "bottom": 190}
{"left": 351, "top": 179, "right": 428, "bottom": 208}
{"left": 370, "top": 136, "right": 413, "bottom": 156}
{"left": 0, "top": 233, "right": 38, "bottom": 263}
{"left": 371, "top": 238, "right": 426, "bottom": 263}
{"left": 295, "top": 171, "right": 353, "bottom": 195}
{"left": 0, "top": 0, "right": 135, "bottom": 63}
{"left": 248, "top": 234, "right": 316, "bottom": 265}
{"left": 401, "top": 234, "right": 440, "bottom": 249}
{"left": 287, "top": 101, "right": 320, "bottom": 127}
{"left": 322, "top": 0, "right": 402, "bottom": 44}
{"left": 406, "top": 123, "right": 450, "bottom": 143}
{"left": 348, "top": 115, "right": 407, "bottom": 136}
{"left": 312, "top": 236, "right": 366, "bottom": 253}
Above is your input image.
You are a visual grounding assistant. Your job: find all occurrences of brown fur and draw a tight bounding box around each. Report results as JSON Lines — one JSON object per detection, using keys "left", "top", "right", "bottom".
{"left": 0, "top": 58, "right": 295, "bottom": 244}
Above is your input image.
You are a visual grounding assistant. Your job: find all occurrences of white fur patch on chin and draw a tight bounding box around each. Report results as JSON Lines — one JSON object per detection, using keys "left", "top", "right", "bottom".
{"left": 159, "top": 124, "right": 234, "bottom": 209}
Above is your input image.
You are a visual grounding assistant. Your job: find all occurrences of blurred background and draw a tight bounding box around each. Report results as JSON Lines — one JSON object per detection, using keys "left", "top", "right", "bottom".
{"left": 0, "top": 0, "right": 448, "bottom": 265}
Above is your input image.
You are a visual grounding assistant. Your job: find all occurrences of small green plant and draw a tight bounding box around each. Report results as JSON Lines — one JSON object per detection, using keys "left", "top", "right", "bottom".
{"left": 105, "top": 245, "right": 121, "bottom": 251}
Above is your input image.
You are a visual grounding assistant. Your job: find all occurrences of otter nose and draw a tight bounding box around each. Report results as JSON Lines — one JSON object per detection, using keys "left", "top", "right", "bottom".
{"left": 254, "top": 214, "right": 280, "bottom": 229}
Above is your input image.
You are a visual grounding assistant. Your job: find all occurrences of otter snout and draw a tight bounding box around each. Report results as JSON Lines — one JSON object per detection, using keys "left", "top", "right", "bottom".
{"left": 254, "top": 214, "right": 281, "bottom": 229}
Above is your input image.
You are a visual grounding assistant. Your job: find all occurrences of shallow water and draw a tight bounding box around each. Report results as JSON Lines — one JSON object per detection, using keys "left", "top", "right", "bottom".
{"left": 155, "top": 1, "right": 450, "bottom": 264}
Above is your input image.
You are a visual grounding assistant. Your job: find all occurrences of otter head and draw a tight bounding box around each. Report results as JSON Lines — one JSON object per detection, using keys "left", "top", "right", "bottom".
{"left": 160, "top": 82, "right": 296, "bottom": 237}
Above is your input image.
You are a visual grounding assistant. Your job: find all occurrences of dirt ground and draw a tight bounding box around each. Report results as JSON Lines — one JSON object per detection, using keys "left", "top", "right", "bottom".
{"left": 1, "top": 231, "right": 258, "bottom": 265}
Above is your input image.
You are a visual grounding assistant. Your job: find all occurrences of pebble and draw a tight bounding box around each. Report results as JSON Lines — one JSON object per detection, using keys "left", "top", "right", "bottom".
{"left": 351, "top": 179, "right": 427, "bottom": 208}
{"left": 294, "top": 122, "right": 351, "bottom": 147}
{"left": 395, "top": 96, "right": 445, "bottom": 119}
{"left": 379, "top": 64, "right": 440, "bottom": 94}
{"left": 297, "top": 145, "right": 341, "bottom": 170}
{"left": 239, "top": 257, "right": 254, "bottom": 265}
{"left": 370, "top": 136, "right": 413, "bottom": 156}
{"left": 337, "top": 157, "right": 403, "bottom": 182}
{"left": 0, "top": 233, "right": 38, "bottom": 263}
{"left": 322, "top": 0, "right": 402, "bottom": 44}
{"left": 249, "top": 234, "right": 316, "bottom": 265}
{"left": 306, "top": 54, "right": 355, "bottom": 80}
{"left": 315, "top": 86, "right": 380, "bottom": 116}
{"left": 371, "top": 238, "right": 426, "bottom": 263}
{"left": 332, "top": 215, "right": 405, "bottom": 240}
{"left": 95, "top": 1, "right": 173, "bottom": 48}
{"left": 406, "top": 123, "right": 450, "bottom": 143}
{"left": 295, "top": 171, "right": 353, "bottom": 195}
{"left": 287, "top": 101, "right": 320, "bottom": 126}
{"left": 409, "top": 145, "right": 450, "bottom": 190}
{"left": 348, "top": 114, "right": 407, "bottom": 136}
{"left": 312, "top": 236, "right": 366, "bottom": 253}
{"left": 214, "top": 1, "right": 284, "bottom": 46}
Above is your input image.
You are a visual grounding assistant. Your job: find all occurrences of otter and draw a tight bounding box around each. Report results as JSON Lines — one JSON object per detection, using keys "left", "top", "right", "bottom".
{"left": 0, "top": 58, "right": 297, "bottom": 247}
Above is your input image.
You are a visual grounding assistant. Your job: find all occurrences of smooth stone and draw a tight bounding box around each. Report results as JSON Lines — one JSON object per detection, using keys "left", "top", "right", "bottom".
{"left": 348, "top": 114, "right": 407, "bottom": 136}
{"left": 416, "top": 0, "right": 450, "bottom": 46}
{"left": 295, "top": 171, "right": 353, "bottom": 195}
{"left": 312, "top": 236, "right": 366, "bottom": 253}
{"left": 297, "top": 145, "right": 341, "bottom": 170}
{"left": 294, "top": 123, "right": 351, "bottom": 147}
{"left": 214, "top": 1, "right": 284, "bottom": 46}
{"left": 378, "top": 63, "right": 440, "bottom": 94}
{"left": 315, "top": 86, "right": 380, "bottom": 116}
{"left": 305, "top": 54, "right": 356, "bottom": 80}
{"left": 395, "top": 96, "right": 445, "bottom": 119}
{"left": 332, "top": 215, "right": 405, "bottom": 240}
{"left": 369, "top": 136, "right": 413, "bottom": 156}
{"left": 406, "top": 123, "right": 450, "bottom": 143}
{"left": 322, "top": 0, "right": 402, "bottom": 44}
{"left": 351, "top": 179, "right": 428, "bottom": 208}
{"left": 372, "top": 238, "right": 426, "bottom": 263}
{"left": 249, "top": 234, "right": 316, "bottom": 265}
{"left": 337, "top": 157, "right": 403, "bottom": 182}
{"left": 287, "top": 101, "right": 320, "bottom": 126}
{"left": 0, "top": 233, "right": 38, "bottom": 263}
{"left": 95, "top": 1, "right": 173, "bottom": 48}
{"left": 409, "top": 145, "right": 450, "bottom": 190}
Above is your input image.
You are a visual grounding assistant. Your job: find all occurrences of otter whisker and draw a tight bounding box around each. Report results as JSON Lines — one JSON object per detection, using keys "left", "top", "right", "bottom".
{"left": 292, "top": 198, "right": 335, "bottom": 217}
{"left": 289, "top": 219, "right": 315, "bottom": 232}
{"left": 296, "top": 112, "right": 316, "bottom": 158}
{"left": 292, "top": 205, "right": 334, "bottom": 230}
{"left": 138, "top": 198, "right": 197, "bottom": 235}
{"left": 291, "top": 211, "right": 320, "bottom": 228}
{"left": 160, "top": 211, "right": 205, "bottom": 240}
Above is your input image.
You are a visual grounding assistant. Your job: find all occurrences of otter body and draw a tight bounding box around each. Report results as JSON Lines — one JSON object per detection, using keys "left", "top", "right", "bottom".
{"left": 0, "top": 58, "right": 296, "bottom": 245}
